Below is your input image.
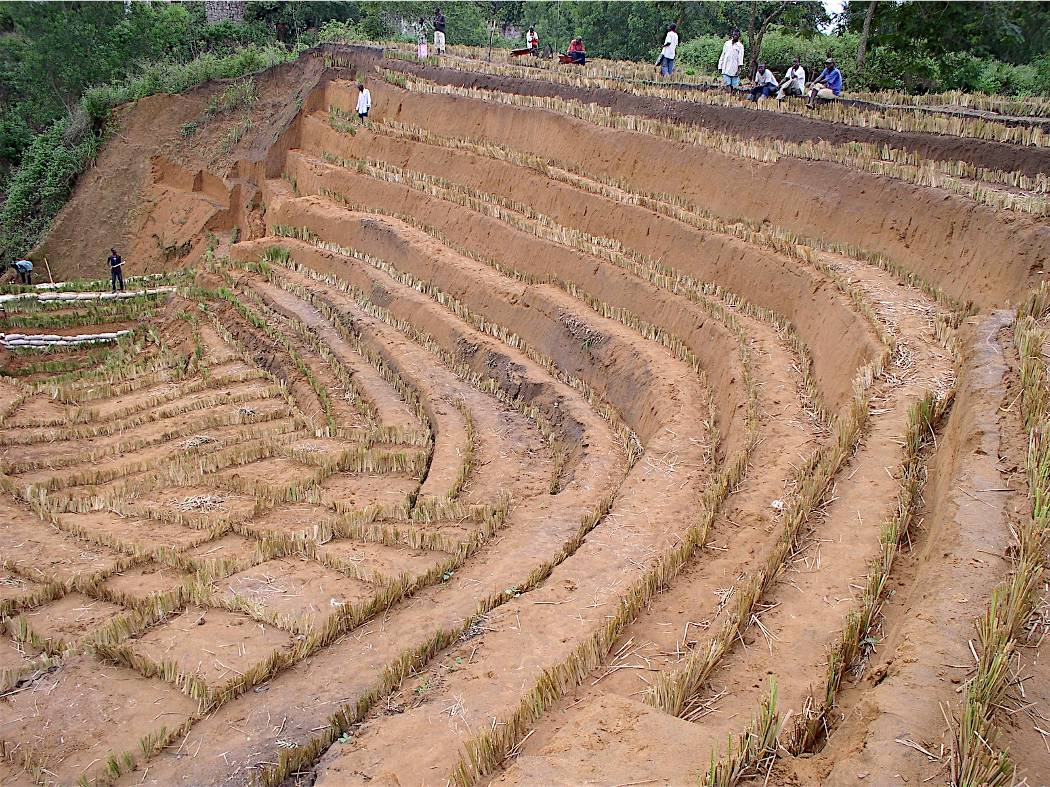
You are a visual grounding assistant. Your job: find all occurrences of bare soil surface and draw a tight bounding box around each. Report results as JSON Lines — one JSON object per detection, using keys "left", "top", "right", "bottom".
{"left": 2, "top": 45, "right": 1046, "bottom": 787}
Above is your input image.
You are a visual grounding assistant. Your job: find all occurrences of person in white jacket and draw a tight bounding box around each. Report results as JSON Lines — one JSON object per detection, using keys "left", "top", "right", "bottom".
{"left": 356, "top": 82, "right": 372, "bottom": 120}
{"left": 718, "top": 28, "right": 744, "bottom": 91}
{"left": 658, "top": 23, "right": 679, "bottom": 79}
{"left": 776, "top": 57, "right": 806, "bottom": 100}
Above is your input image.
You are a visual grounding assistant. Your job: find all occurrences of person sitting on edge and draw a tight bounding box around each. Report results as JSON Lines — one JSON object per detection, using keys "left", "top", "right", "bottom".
{"left": 433, "top": 8, "right": 446, "bottom": 55}
{"left": 417, "top": 17, "right": 429, "bottom": 59}
{"left": 526, "top": 25, "right": 539, "bottom": 51}
{"left": 748, "top": 62, "right": 778, "bottom": 101}
{"left": 108, "top": 248, "right": 124, "bottom": 292}
{"left": 356, "top": 82, "right": 372, "bottom": 120}
{"left": 807, "top": 57, "right": 843, "bottom": 109}
{"left": 658, "top": 23, "right": 679, "bottom": 79}
{"left": 718, "top": 28, "right": 744, "bottom": 91}
{"left": 10, "top": 260, "right": 32, "bottom": 285}
{"left": 567, "top": 37, "right": 586, "bottom": 64}
{"left": 776, "top": 57, "right": 806, "bottom": 100}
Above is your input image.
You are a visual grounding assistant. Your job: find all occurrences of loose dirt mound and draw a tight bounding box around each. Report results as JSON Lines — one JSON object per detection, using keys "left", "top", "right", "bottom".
{"left": 2, "top": 44, "right": 1049, "bottom": 787}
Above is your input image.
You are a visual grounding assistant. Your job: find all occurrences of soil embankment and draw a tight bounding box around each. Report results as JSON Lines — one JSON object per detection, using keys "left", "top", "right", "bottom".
{"left": 0, "top": 43, "right": 1046, "bottom": 787}
{"left": 388, "top": 59, "right": 1050, "bottom": 179}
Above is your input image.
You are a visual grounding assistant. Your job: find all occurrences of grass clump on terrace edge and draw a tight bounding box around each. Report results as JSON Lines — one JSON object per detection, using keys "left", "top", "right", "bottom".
{"left": 382, "top": 72, "right": 1050, "bottom": 216}
{"left": 948, "top": 308, "right": 1050, "bottom": 786}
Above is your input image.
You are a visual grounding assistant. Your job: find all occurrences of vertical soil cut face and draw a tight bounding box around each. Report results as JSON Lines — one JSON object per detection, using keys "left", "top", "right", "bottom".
{"left": 2, "top": 43, "right": 1047, "bottom": 787}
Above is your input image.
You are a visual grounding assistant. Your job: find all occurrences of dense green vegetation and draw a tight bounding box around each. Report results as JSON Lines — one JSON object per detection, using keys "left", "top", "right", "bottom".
{"left": 1, "top": 1, "right": 1047, "bottom": 265}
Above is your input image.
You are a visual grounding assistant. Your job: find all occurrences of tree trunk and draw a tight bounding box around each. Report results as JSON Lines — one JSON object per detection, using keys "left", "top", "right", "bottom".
{"left": 748, "top": 2, "right": 789, "bottom": 79}
{"left": 857, "top": 0, "right": 876, "bottom": 73}
{"left": 747, "top": 5, "right": 759, "bottom": 78}
{"left": 487, "top": 17, "right": 495, "bottom": 61}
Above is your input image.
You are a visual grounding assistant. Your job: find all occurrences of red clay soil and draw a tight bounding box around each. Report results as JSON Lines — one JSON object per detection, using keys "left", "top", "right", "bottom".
{"left": 388, "top": 59, "right": 1050, "bottom": 179}
{"left": 3, "top": 44, "right": 1049, "bottom": 787}
{"left": 490, "top": 201, "right": 955, "bottom": 787}
{"left": 790, "top": 313, "right": 1024, "bottom": 785}
{"left": 32, "top": 46, "right": 379, "bottom": 282}
{"left": 291, "top": 114, "right": 879, "bottom": 413}
{"left": 348, "top": 78, "right": 1049, "bottom": 310}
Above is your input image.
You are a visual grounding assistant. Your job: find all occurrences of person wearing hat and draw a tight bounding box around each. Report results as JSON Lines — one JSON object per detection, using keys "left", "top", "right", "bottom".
{"left": 807, "top": 57, "right": 843, "bottom": 109}
{"left": 748, "top": 62, "right": 779, "bottom": 101}
{"left": 718, "top": 28, "right": 745, "bottom": 91}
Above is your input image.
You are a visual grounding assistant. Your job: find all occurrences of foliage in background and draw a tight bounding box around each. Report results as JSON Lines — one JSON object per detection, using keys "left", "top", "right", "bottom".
{"left": 0, "top": 38, "right": 297, "bottom": 262}
{"left": 0, "top": 118, "right": 102, "bottom": 265}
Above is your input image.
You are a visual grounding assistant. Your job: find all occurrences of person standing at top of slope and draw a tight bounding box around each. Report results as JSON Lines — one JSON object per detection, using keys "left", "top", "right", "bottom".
{"left": 718, "top": 28, "right": 744, "bottom": 91}
{"left": 657, "top": 23, "right": 679, "bottom": 79}
{"left": 108, "top": 248, "right": 124, "bottom": 292}
{"left": 356, "top": 82, "right": 371, "bottom": 120}
{"left": 526, "top": 25, "right": 539, "bottom": 51}
{"left": 417, "top": 17, "right": 429, "bottom": 59}
{"left": 433, "top": 8, "right": 446, "bottom": 55}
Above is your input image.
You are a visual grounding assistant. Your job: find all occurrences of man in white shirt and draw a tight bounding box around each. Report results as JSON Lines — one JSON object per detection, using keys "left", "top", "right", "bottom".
{"left": 658, "top": 23, "right": 679, "bottom": 79}
{"left": 748, "top": 62, "right": 778, "bottom": 101}
{"left": 718, "top": 28, "right": 744, "bottom": 91}
{"left": 356, "top": 82, "right": 372, "bottom": 120}
{"left": 776, "top": 57, "right": 806, "bottom": 100}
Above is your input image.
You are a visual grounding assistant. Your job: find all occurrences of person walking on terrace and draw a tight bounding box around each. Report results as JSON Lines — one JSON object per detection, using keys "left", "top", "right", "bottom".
{"left": 718, "top": 28, "right": 744, "bottom": 91}
{"left": 108, "top": 248, "right": 124, "bottom": 292}
{"left": 657, "top": 23, "right": 679, "bottom": 79}
{"left": 748, "top": 62, "right": 778, "bottom": 101}
{"left": 356, "top": 82, "right": 372, "bottom": 120}
{"left": 776, "top": 57, "right": 806, "bottom": 100}
{"left": 9, "top": 260, "right": 32, "bottom": 285}
{"left": 433, "top": 8, "right": 446, "bottom": 55}
{"left": 807, "top": 57, "right": 843, "bottom": 109}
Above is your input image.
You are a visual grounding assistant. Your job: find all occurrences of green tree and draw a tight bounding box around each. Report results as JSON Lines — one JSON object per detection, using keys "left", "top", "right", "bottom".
{"left": 843, "top": 1, "right": 1050, "bottom": 64}
{"left": 0, "top": 1, "right": 191, "bottom": 172}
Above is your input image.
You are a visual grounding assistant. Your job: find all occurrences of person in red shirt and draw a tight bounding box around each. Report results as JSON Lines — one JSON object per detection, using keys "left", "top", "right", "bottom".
{"left": 566, "top": 37, "right": 586, "bottom": 65}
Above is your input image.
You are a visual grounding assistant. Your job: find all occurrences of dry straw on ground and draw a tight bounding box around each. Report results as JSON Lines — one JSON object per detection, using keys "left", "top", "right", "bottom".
{"left": 381, "top": 72, "right": 1050, "bottom": 215}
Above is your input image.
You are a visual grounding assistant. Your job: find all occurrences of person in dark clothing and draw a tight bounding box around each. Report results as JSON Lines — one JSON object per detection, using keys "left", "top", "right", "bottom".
{"left": 10, "top": 260, "right": 32, "bottom": 285}
{"left": 108, "top": 248, "right": 124, "bottom": 292}
{"left": 433, "top": 7, "right": 446, "bottom": 54}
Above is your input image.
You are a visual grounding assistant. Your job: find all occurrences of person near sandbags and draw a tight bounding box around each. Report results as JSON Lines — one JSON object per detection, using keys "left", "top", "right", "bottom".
{"left": 108, "top": 248, "right": 125, "bottom": 292}
{"left": 8, "top": 260, "right": 33, "bottom": 285}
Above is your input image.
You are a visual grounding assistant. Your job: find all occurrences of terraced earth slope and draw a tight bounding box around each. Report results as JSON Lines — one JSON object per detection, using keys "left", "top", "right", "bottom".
{"left": 2, "top": 43, "right": 1050, "bottom": 787}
